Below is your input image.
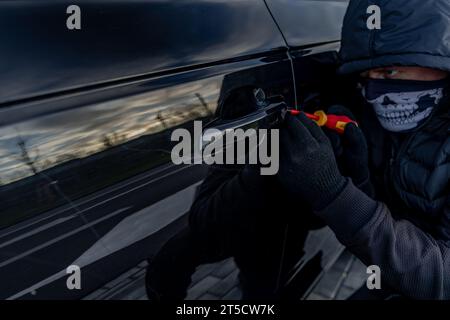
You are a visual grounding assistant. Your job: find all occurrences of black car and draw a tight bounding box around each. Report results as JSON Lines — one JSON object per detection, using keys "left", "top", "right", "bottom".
{"left": 0, "top": 0, "right": 350, "bottom": 299}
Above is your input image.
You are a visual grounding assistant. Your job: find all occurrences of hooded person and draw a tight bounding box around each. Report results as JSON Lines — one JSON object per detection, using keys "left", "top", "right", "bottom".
{"left": 277, "top": 0, "right": 450, "bottom": 299}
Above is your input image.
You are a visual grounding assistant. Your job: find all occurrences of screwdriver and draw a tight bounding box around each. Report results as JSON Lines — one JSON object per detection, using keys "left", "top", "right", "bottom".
{"left": 287, "top": 109, "right": 358, "bottom": 135}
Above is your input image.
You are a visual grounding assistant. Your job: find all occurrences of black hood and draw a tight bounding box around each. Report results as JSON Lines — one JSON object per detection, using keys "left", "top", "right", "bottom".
{"left": 339, "top": 0, "right": 450, "bottom": 74}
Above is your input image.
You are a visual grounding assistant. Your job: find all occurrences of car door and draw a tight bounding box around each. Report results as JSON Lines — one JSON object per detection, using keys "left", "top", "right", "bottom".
{"left": 0, "top": 0, "right": 295, "bottom": 299}
{"left": 265, "top": 0, "right": 351, "bottom": 299}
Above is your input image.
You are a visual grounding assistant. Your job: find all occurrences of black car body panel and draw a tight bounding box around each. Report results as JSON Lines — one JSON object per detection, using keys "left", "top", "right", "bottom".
{"left": 0, "top": 0, "right": 285, "bottom": 106}
{"left": 0, "top": 0, "right": 347, "bottom": 299}
{"left": 265, "top": 0, "right": 349, "bottom": 48}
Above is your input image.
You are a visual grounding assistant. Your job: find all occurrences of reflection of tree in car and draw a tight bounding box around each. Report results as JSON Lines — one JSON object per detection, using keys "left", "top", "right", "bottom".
{"left": 16, "top": 135, "right": 39, "bottom": 175}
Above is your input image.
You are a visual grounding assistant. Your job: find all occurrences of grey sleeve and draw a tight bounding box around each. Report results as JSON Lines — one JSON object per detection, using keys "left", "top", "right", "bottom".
{"left": 316, "top": 179, "right": 450, "bottom": 300}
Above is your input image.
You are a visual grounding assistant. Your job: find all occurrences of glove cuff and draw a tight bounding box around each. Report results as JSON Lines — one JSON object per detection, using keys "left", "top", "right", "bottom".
{"left": 315, "top": 178, "right": 378, "bottom": 240}
{"left": 309, "top": 165, "right": 347, "bottom": 211}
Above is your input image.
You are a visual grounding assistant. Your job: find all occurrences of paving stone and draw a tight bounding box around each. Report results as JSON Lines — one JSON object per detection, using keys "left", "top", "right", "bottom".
{"left": 119, "top": 281, "right": 147, "bottom": 300}
{"left": 330, "top": 251, "right": 354, "bottom": 273}
{"left": 129, "top": 268, "right": 146, "bottom": 280}
{"left": 83, "top": 288, "right": 109, "bottom": 300}
{"left": 102, "top": 266, "right": 141, "bottom": 290}
{"left": 198, "top": 293, "right": 220, "bottom": 300}
{"left": 336, "top": 285, "right": 356, "bottom": 300}
{"left": 207, "top": 269, "right": 240, "bottom": 297}
{"left": 313, "top": 269, "right": 346, "bottom": 299}
{"left": 101, "top": 281, "right": 135, "bottom": 299}
{"left": 85, "top": 245, "right": 366, "bottom": 301}
{"left": 190, "top": 263, "right": 220, "bottom": 286}
{"left": 320, "top": 241, "right": 346, "bottom": 270}
{"left": 186, "top": 276, "right": 222, "bottom": 300}
{"left": 210, "top": 259, "right": 237, "bottom": 279}
{"left": 343, "top": 261, "right": 366, "bottom": 290}
{"left": 307, "top": 293, "right": 328, "bottom": 301}
{"left": 221, "top": 286, "right": 242, "bottom": 300}
{"left": 103, "top": 280, "right": 138, "bottom": 300}
{"left": 350, "top": 257, "right": 367, "bottom": 273}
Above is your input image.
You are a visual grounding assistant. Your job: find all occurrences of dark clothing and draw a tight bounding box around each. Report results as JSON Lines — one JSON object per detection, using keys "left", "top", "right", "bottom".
{"left": 362, "top": 105, "right": 450, "bottom": 240}
{"left": 339, "top": 0, "right": 450, "bottom": 75}
{"left": 332, "top": 0, "right": 450, "bottom": 299}
{"left": 316, "top": 106, "right": 450, "bottom": 299}
{"left": 185, "top": 104, "right": 450, "bottom": 300}
{"left": 148, "top": 106, "right": 449, "bottom": 300}
{"left": 146, "top": 228, "right": 209, "bottom": 300}
{"left": 188, "top": 164, "right": 324, "bottom": 299}
{"left": 146, "top": 164, "right": 325, "bottom": 300}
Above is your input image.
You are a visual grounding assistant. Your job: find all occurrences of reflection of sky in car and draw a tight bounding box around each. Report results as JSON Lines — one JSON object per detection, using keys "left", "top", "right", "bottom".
{"left": 0, "top": 79, "right": 220, "bottom": 186}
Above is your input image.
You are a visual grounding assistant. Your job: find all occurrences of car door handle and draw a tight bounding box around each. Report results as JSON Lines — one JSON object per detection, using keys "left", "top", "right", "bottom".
{"left": 200, "top": 100, "right": 286, "bottom": 151}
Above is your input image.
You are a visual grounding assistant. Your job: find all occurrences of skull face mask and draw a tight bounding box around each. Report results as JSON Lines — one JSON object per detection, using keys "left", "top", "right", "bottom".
{"left": 361, "top": 78, "right": 448, "bottom": 132}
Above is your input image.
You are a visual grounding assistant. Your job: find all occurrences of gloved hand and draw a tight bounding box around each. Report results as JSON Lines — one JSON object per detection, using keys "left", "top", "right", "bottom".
{"left": 325, "top": 105, "right": 372, "bottom": 194}
{"left": 277, "top": 112, "right": 347, "bottom": 211}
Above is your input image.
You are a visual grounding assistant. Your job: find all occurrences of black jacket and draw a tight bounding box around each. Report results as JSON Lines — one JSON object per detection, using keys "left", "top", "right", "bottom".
{"left": 188, "top": 163, "right": 327, "bottom": 297}
{"left": 317, "top": 102, "right": 450, "bottom": 300}
{"left": 189, "top": 107, "right": 450, "bottom": 300}
{"left": 323, "top": 0, "right": 450, "bottom": 299}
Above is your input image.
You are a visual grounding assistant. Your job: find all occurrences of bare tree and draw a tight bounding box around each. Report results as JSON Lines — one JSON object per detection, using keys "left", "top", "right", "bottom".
{"left": 102, "top": 132, "right": 126, "bottom": 148}
{"left": 195, "top": 93, "right": 213, "bottom": 116}
{"left": 157, "top": 111, "right": 168, "bottom": 129}
{"left": 17, "top": 135, "right": 40, "bottom": 175}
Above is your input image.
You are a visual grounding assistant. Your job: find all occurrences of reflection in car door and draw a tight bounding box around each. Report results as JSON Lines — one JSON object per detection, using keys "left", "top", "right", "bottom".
{"left": 0, "top": 0, "right": 295, "bottom": 299}
{"left": 265, "top": 0, "right": 350, "bottom": 299}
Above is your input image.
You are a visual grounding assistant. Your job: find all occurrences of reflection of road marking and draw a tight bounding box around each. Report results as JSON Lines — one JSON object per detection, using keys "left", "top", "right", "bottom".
{"left": 0, "top": 163, "right": 178, "bottom": 240}
{"left": 73, "top": 182, "right": 199, "bottom": 267}
{"left": 0, "top": 207, "right": 131, "bottom": 268}
{"left": 0, "top": 164, "right": 191, "bottom": 244}
{"left": 0, "top": 215, "right": 75, "bottom": 249}
{"left": 7, "top": 270, "right": 66, "bottom": 300}
{"left": 6, "top": 182, "right": 199, "bottom": 300}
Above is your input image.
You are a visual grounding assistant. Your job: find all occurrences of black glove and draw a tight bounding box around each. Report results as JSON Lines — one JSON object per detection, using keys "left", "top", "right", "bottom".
{"left": 278, "top": 112, "right": 347, "bottom": 211}
{"left": 325, "top": 105, "right": 373, "bottom": 196}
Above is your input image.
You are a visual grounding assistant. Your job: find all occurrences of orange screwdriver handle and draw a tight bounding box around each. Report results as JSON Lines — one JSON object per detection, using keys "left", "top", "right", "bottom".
{"left": 287, "top": 109, "right": 357, "bottom": 135}
{"left": 325, "top": 114, "right": 358, "bottom": 134}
